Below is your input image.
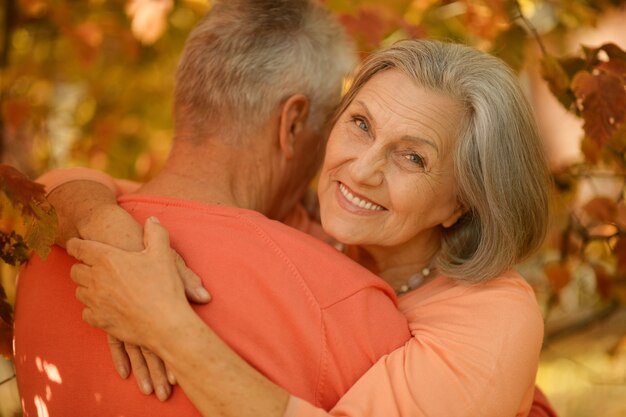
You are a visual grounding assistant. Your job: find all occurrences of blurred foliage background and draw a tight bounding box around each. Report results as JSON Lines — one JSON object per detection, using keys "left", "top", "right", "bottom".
{"left": 1, "top": 0, "right": 626, "bottom": 416}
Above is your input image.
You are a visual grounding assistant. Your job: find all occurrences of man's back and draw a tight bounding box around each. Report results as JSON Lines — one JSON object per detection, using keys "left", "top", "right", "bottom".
{"left": 14, "top": 195, "right": 410, "bottom": 416}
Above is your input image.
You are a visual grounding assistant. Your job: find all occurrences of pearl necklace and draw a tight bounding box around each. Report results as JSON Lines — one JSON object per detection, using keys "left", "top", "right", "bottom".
{"left": 395, "top": 267, "right": 433, "bottom": 296}
{"left": 334, "top": 242, "right": 434, "bottom": 296}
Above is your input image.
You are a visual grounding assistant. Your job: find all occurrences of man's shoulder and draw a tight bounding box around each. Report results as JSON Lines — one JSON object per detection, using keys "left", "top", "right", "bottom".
{"left": 119, "top": 195, "right": 397, "bottom": 308}
{"left": 238, "top": 209, "right": 398, "bottom": 308}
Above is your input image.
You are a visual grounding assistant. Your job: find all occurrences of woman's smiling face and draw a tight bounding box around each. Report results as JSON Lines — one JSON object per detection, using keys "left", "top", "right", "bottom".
{"left": 318, "top": 69, "right": 466, "bottom": 252}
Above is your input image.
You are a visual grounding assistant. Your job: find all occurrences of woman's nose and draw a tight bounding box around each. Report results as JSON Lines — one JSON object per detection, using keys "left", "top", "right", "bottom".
{"left": 348, "top": 147, "right": 385, "bottom": 186}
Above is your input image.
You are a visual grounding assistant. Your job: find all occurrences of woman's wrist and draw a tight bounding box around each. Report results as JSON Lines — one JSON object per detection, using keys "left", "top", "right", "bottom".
{"left": 146, "top": 302, "right": 204, "bottom": 362}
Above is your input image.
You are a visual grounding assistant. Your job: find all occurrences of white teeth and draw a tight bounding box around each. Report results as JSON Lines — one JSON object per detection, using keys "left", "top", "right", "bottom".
{"left": 339, "top": 183, "right": 384, "bottom": 211}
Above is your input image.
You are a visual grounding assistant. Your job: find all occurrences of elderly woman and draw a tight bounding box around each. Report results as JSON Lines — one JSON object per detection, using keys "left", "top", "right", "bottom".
{"left": 59, "top": 39, "right": 551, "bottom": 417}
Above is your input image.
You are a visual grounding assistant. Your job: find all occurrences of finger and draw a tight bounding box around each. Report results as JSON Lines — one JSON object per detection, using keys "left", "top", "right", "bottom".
{"left": 70, "top": 263, "right": 92, "bottom": 287}
{"left": 143, "top": 217, "right": 170, "bottom": 255}
{"left": 174, "top": 251, "right": 211, "bottom": 303}
{"left": 141, "top": 346, "right": 172, "bottom": 402}
{"left": 165, "top": 364, "right": 177, "bottom": 386}
{"left": 81, "top": 307, "right": 97, "bottom": 327}
{"left": 126, "top": 343, "right": 154, "bottom": 396}
{"left": 67, "top": 238, "right": 116, "bottom": 266}
{"left": 75, "top": 286, "right": 91, "bottom": 306}
{"left": 107, "top": 335, "right": 130, "bottom": 379}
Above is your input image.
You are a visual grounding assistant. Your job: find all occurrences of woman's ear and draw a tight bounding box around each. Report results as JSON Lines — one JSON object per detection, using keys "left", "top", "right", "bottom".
{"left": 442, "top": 201, "right": 466, "bottom": 228}
{"left": 278, "top": 94, "right": 310, "bottom": 159}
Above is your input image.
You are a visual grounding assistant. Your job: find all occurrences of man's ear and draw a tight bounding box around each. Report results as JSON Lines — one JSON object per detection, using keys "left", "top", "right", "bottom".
{"left": 278, "top": 94, "right": 310, "bottom": 159}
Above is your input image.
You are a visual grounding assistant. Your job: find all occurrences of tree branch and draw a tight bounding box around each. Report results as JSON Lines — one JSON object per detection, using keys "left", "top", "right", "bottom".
{"left": 512, "top": 0, "right": 547, "bottom": 56}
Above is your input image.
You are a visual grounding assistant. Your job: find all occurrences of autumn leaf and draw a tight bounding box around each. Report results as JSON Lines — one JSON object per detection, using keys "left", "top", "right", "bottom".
{"left": 544, "top": 262, "right": 572, "bottom": 292}
{"left": 583, "top": 196, "right": 618, "bottom": 224}
{"left": 614, "top": 237, "right": 626, "bottom": 275}
{"left": 70, "top": 22, "right": 104, "bottom": 67}
{"left": 18, "top": 0, "right": 49, "bottom": 17}
{"left": 558, "top": 56, "right": 586, "bottom": 80}
{"left": 607, "top": 122, "right": 626, "bottom": 154}
{"left": 597, "top": 60, "right": 626, "bottom": 83}
{"left": 0, "top": 165, "right": 58, "bottom": 265}
{"left": 583, "top": 43, "right": 626, "bottom": 66}
{"left": 572, "top": 70, "right": 626, "bottom": 147}
{"left": 592, "top": 264, "right": 612, "bottom": 300}
{"left": 2, "top": 99, "right": 31, "bottom": 130}
{"left": 491, "top": 23, "right": 526, "bottom": 72}
{"left": 0, "top": 286, "right": 12, "bottom": 359}
{"left": 580, "top": 136, "right": 601, "bottom": 164}
{"left": 462, "top": 0, "right": 510, "bottom": 42}
{"left": 338, "top": 6, "right": 395, "bottom": 52}
{"left": 540, "top": 55, "right": 575, "bottom": 111}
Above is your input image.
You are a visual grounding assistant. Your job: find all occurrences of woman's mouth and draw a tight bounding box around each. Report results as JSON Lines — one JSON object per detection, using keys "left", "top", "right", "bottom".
{"left": 338, "top": 182, "right": 386, "bottom": 211}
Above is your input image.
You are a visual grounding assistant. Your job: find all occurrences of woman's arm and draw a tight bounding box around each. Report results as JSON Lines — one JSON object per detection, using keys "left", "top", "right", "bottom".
{"left": 48, "top": 179, "right": 144, "bottom": 249}
{"left": 68, "top": 218, "right": 290, "bottom": 417}
{"left": 37, "top": 167, "right": 142, "bottom": 248}
{"left": 39, "top": 168, "right": 210, "bottom": 401}
{"left": 68, "top": 219, "right": 548, "bottom": 417}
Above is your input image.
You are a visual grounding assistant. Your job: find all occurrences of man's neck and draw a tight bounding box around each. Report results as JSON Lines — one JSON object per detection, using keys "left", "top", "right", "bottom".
{"left": 135, "top": 139, "right": 272, "bottom": 214}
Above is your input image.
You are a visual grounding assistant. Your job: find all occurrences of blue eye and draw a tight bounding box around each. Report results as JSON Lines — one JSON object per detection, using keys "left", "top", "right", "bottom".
{"left": 353, "top": 117, "right": 369, "bottom": 132}
{"left": 405, "top": 153, "right": 425, "bottom": 167}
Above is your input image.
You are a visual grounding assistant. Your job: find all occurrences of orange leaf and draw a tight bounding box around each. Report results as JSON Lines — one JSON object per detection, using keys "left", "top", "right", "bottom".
{"left": 615, "top": 201, "right": 626, "bottom": 229}
{"left": 0, "top": 287, "right": 12, "bottom": 359}
{"left": 0, "top": 165, "right": 46, "bottom": 215}
{"left": 614, "top": 237, "right": 626, "bottom": 275}
{"left": 583, "top": 196, "right": 618, "bottom": 223}
{"left": 572, "top": 70, "right": 626, "bottom": 146}
{"left": 0, "top": 165, "right": 57, "bottom": 264}
{"left": 581, "top": 136, "right": 601, "bottom": 164}
{"left": 0, "top": 320, "right": 12, "bottom": 359}
{"left": 544, "top": 262, "right": 571, "bottom": 292}
{"left": 597, "top": 60, "right": 626, "bottom": 83}
{"left": 540, "top": 55, "right": 575, "bottom": 111}
{"left": 2, "top": 99, "right": 31, "bottom": 129}
{"left": 18, "top": 0, "right": 48, "bottom": 17}
{"left": 592, "top": 264, "right": 612, "bottom": 300}
{"left": 338, "top": 6, "right": 393, "bottom": 51}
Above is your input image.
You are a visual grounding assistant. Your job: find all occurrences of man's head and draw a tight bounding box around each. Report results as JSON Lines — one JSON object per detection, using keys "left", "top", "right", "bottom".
{"left": 169, "top": 0, "right": 356, "bottom": 219}
{"left": 173, "top": 0, "right": 355, "bottom": 144}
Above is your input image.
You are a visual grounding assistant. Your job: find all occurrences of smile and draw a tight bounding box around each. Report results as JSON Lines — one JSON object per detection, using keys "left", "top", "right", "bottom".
{"left": 338, "top": 183, "right": 386, "bottom": 211}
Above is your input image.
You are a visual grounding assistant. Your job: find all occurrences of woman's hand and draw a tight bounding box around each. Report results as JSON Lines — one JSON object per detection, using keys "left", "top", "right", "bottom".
{"left": 49, "top": 179, "right": 213, "bottom": 400}
{"left": 67, "top": 217, "right": 206, "bottom": 399}
{"left": 67, "top": 217, "right": 196, "bottom": 346}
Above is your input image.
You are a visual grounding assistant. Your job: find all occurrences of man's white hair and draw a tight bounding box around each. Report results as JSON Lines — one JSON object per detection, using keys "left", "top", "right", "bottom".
{"left": 173, "top": 0, "right": 356, "bottom": 143}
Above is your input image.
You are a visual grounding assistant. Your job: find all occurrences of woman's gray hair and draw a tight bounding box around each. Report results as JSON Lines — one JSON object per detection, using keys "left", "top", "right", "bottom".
{"left": 337, "top": 39, "right": 551, "bottom": 283}
{"left": 173, "top": 0, "right": 356, "bottom": 142}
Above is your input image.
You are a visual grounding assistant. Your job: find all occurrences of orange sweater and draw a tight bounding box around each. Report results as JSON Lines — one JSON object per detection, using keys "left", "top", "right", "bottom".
{"left": 29, "top": 168, "right": 556, "bottom": 417}
{"left": 285, "top": 272, "right": 544, "bottom": 417}
{"left": 14, "top": 195, "right": 410, "bottom": 416}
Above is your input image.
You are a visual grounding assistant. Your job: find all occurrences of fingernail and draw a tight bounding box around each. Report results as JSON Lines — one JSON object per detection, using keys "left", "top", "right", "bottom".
{"left": 117, "top": 365, "right": 129, "bottom": 379}
{"left": 156, "top": 385, "right": 170, "bottom": 401}
{"left": 196, "top": 287, "right": 211, "bottom": 302}
{"left": 148, "top": 216, "right": 160, "bottom": 224}
{"left": 167, "top": 370, "right": 177, "bottom": 385}
{"left": 141, "top": 381, "right": 153, "bottom": 395}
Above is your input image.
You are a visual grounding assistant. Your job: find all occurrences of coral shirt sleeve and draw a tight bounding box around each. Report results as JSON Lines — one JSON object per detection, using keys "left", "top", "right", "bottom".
{"left": 37, "top": 167, "right": 140, "bottom": 196}
{"left": 285, "top": 272, "right": 544, "bottom": 417}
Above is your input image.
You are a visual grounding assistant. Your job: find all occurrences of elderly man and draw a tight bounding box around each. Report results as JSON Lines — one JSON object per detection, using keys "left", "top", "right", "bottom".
{"left": 13, "top": 1, "right": 410, "bottom": 416}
